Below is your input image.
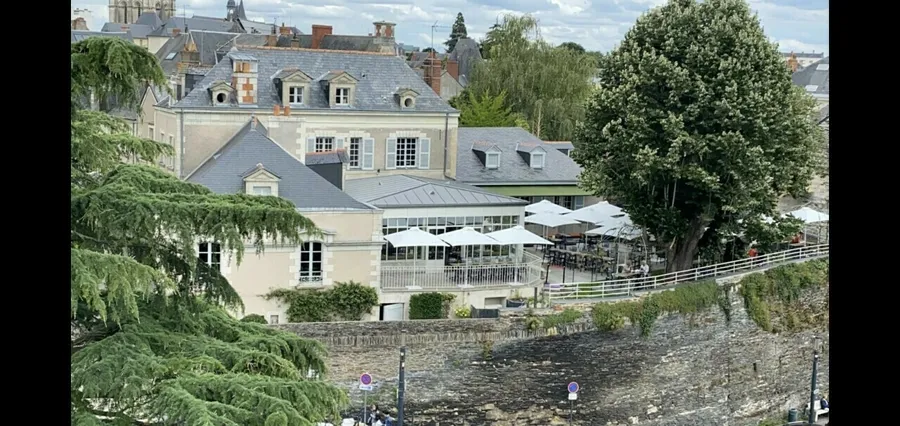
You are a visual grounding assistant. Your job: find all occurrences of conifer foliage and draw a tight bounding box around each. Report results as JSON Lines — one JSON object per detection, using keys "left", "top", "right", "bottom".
{"left": 71, "top": 38, "right": 348, "bottom": 425}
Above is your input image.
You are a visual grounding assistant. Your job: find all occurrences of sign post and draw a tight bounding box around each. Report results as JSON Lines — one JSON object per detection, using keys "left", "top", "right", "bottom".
{"left": 567, "top": 382, "right": 579, "bottom": 425}
{"left": 360, "top": 373, "right": 373, "bottom": 423}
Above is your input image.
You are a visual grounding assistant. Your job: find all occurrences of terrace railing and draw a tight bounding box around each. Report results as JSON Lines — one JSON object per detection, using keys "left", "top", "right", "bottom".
{"left": 381, "top": 251, "right": 544, "bottom": 291}
{"left": 546, "top": 244, "right": 829, "bottom": 302}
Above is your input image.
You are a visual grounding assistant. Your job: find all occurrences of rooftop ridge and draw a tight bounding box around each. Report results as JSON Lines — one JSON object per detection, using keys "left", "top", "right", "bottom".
{"left": 233, "top": 44, "right": 396, "bottom": 56}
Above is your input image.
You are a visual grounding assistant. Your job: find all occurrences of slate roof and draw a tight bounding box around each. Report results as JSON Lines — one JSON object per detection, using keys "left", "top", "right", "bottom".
{"left": 408, "top": 51, "right": 447, "bottom": 68}
{"left": 186, "top": 119, "right": 373, "bottom": 211}
{"left": 101, "top": 22, "right": 154, "bottom": 39}
{"left": 781, "top": 51, "right": 825, "bottom": 59}
{"left": 175, "top": 46, "right": 455, "bottom": 112}
{"left": 792, "top": 56, "right": 829, "bottom": 97}
{"left": 305, "top": 150, "right": 348, "bottom": 165}
{"left": 72, "top": 30, "right": 132, "bottom": 43}
{"left": 448, "top": 38, "right": 483, "bottom": 83}
{"left": 155, "top": 31, "right": 296, "bottom": 76}
{"left": 344, "top": 175, "right": 527, "bottom": 208}
{"left": 456, "top": 127, "right": 583, "bottom": 185}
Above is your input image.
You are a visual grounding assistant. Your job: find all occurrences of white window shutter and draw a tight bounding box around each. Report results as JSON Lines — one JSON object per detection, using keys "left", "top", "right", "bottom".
{"left": 306, "top": 137, "right": 316, "bottom": 153}
{"left": 386, "top": 137, "right": 397, "bottom": 170}
{"left": 362, "top": 138, "right": 375, "bottom": 170}
{"left": 417, "top": 138, "right": 431, "bottom": 169}
{"left": 335, "top": 137, "right": 345, "bottom": 151}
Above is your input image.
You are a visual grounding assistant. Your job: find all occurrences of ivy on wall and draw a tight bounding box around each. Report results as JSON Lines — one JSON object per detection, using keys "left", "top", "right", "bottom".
{"left": 265, "top": 281, "right": 379, "bottom": 323}
{"left": 409, "top": 292, "right": 456, "bottom": 319}
{"left": 590, "top": 259, "right": 829, "bottom": 337}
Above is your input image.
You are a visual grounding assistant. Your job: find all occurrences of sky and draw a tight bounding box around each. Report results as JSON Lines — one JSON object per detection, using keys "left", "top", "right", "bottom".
{"left": 72, "top": 0, "right": 828, "bottom": 55}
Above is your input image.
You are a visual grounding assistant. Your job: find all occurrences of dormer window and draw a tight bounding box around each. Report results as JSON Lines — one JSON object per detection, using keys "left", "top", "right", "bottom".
{"left": 321, "top": 70, "right": 358, "bottom": 108}
{"left": 242, "top": 163, "right": 280, "bottom": 197}
{"left": 530, "top": 152, "right": 545, "bottom": 169}
{"left": 275, "top": 68, "right": 312, "bottom": 107}
{"left": 335, "top": 88, "right": 349, "bottom": 105}
{"left": 396, "top": 88, "right": 419, "bottom": 110}
{"left": 486, "top": 151, "right": 500, "bottom": 169}
{"left": 208, "top": 80, "right": 233, "bottom": 106}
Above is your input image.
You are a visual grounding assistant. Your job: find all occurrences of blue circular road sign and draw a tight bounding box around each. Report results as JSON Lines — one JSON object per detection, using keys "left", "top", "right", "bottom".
{"left": 360, "top": 373, "right": 373, "bottom": 385}
{"left": 567, "top": 382, "right": 579, "bottom": 393}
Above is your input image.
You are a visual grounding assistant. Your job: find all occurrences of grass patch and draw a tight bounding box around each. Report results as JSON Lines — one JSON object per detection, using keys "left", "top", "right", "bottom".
{"left": 524, "top": 308, "right": 583, "bottom": 331}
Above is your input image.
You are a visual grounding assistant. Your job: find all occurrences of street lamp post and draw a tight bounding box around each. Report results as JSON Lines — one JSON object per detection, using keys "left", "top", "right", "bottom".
{"left": 807, "top": 337, "right": 820, "bottom": 425}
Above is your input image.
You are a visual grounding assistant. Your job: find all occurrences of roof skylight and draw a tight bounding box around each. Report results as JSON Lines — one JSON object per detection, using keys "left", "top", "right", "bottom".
{"left": 816, "top": 64, "right": 829, "bottom": 71}
{"left": 165, "top": 52, "right": 177, "bottom": 60}
{"left": 805, "top": 85, "right": 819, "bottom": 92}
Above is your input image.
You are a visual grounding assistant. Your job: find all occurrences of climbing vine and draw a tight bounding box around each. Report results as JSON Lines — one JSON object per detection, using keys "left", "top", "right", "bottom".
{"left": 740, "top": 259, "right": 829, "bottom": 333}
{"left": 265, "top": 281, "right": 379, "bottom": 323}
{"left": 590, "top": 259, "right": 829, "bottom": 337}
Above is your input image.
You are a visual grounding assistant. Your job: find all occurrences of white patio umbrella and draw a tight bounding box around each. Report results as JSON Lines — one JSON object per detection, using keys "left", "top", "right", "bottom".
{"left": 438, "top": 227, "right": 499, "bottom": 246}
{"left": 787, "top": 207, "right": 829, "bottom": 224}
{"left": 485, "top": 226, "right": 553, "bottom": 285}
{"left": 485, "top": 225, "right": 554, "bottom": 246}
{"left": 383, "top": 227, "right": 449, "bottom": 286}
{"left": 524, "top": 212, "right": 582, "bottom": 228}
{"left": 564, "top": 201, "right": 625, "bottom": 225}
{"left": 438, "top": 227, "right": 499, "bottom": 287}
{"left": 525, "top": 199, "right": 572, "bottom": 215}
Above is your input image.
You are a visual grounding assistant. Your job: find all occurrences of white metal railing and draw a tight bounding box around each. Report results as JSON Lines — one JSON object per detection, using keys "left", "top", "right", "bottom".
{"left": 381, "top": 251, "right": 544, "bottom": 291}
{"left": 546, "top": 244, "right": 829, "bottom": 302}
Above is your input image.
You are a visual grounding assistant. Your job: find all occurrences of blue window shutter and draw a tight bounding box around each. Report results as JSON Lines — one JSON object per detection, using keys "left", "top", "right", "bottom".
{"left": 386, "top": 138, "right": 397, "bottom": 170}
{"left": 418, "top": 138, "right": 431, "bottom": 169}
{"left": 306, "top": 137, "right": 316, "bottom": 153}
{"left": 362, "top": 138, "right": 375, "bottom": 170}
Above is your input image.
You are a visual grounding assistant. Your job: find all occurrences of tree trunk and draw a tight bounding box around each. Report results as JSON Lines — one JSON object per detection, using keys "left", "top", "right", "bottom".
{"left": 666, "top": 219, "right": 710, "bottom": 272}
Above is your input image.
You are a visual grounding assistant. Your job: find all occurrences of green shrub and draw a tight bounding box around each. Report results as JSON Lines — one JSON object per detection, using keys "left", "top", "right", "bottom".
{"left": 240, "top": 314, "right": 268, "bottom": 324}
{"left": 454, "top": 306, "right": 471, "bottom": 318}
{"left": 409, "top": 292, "right": 446, "bottom": 319}
{"left": 329, "top": 281, "right": 379, "bottom": 320}
{"left": 741, "top": 258, "right": 829, "bottom": 332}
{"left": 265, "top": 281, "right": 380, "bottom": 323}
{"left": 541, "top": 308, "right": 582, "bottom": 329}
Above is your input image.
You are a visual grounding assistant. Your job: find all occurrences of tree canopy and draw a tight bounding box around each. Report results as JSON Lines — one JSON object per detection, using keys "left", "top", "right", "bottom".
{"left": 444, "top": 12, "right": 469, "bottom": 53}
{"left": 71, "top": 37, "right": 348, "bottom": 425}
{"left": 572, "top": 0, "right": 825, "bottom": 271}
{"left": 467, "top": 14, "right": 597, "bottom": 141}
{"left": 558, "top": 42, "right": 585, "bottom": 54}
{"left": 451, "top": 91, "right": 529, "bottom": 131}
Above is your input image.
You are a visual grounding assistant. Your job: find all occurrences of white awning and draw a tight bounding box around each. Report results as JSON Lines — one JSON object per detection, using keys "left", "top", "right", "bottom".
{"left": 525, "top": 199, "right": 572, "bottom": 215}
{"left": 438, "top": 227, "right": 499, "bottom": 246}
{"left": 485, "top": 225, "right": 554, "bottom": 245}
{"left": 564, "top": 201, "right": 625, "bottom": 224}
{"left": 787, "top": 207, "right": 829, "bottom": 224}
{"left": 383, "top": 227, "right": 450, "bottom": 248}
{"left": 524, "top": 212, "right": 581, "bottom": 228}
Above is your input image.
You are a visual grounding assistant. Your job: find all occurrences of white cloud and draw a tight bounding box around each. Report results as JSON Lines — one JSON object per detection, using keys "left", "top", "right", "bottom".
{"left": 71, "top": 0, "right": 828, "bottom": 54}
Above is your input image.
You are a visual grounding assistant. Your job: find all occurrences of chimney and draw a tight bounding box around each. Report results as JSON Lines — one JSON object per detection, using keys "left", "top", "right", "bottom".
{"left": 72, "top": 17, "right": 88, "bottom": 30}
{"left": 279, "top": 22, "right": 291, "bottom": 36}
{"left": 265, "top": 25, "right": 278, "bottom": 47}
{"left": 424, "top": 53, "right": 442, "bottom": 95}
{"left": 274, "top": 105, "right": 281, "bottom": 116}
{"left": 447, "top": 59, "right": 459, "bottom": 81}
{"left": 234, "top": 58, "right": 258, "bottom": 106}
{"left": 787, "top": 52, "right": 799, "bottom": 73}
{"left": 290, "top": 32, "right": 300, "bottom": 48}
{"left": 172, "top": 28, "right": 181, "bottom": 36}
{"left": 311, "top": 24, "right": 333, "bottom": 49}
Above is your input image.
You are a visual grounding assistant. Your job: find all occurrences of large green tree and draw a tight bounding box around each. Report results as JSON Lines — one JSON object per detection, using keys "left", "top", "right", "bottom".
{"left": 452, "top": 91, "right": 529, "bottom": 130}
{"left": 468, "top": 14, "right": 597, "bottom": 141}
{"left": 444, "top": 12, "right": 468, "bottom": 53}
{"left": 558, "top": 41, "right": 585, "bottom": 54}
{"left": 71, "top": 38, "right": 348, "bottom": 425}
{"left": 573, "top": 0, "right": 825, "bottom": 271}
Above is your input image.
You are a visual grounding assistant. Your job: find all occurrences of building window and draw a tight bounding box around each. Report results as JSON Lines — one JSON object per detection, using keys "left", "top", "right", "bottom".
{"left": 315, "top": 137, "right": 334, "bottom": 152}
{"left": 299, "top": 242, "right": 323, "bottom": 283}
{"left": 334, "top": 88, "right": 349, "bottom": 105}
{"left": 252, "top": 186, "right": 272, "bottom": 196}
{"left": 288, "top": 86, "right": 303, "bottom": 104}
{"left": 348, "top": 137, "right": 361, "bottom": 168}
{"left": 530, "top": 153, "right": 545, "bottom": 169}
{"left": 148, "top": 125, "right": 154, "bottom": 141}
{"left": 198, "top": 242, "right": 221, "bottom": 271}
{"left": 160, "top": 131, "right": 165, "bottom": 142}
{"left": 269, "top": 314, "right": 280, "bottom": 324}
{"left": 486, "top": 152, "right": 500, "bottom": 169}
{"left": 396, "top": 137, "right": 418, "bottom": 168}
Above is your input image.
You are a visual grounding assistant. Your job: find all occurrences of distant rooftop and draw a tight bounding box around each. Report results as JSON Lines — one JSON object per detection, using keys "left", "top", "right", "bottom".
{"left": 344, "top": 175, "right": 527, "bottom": 208}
